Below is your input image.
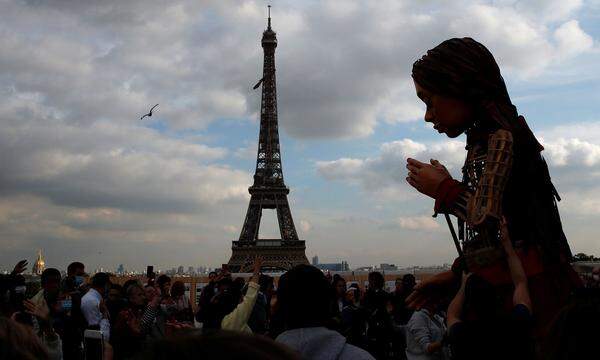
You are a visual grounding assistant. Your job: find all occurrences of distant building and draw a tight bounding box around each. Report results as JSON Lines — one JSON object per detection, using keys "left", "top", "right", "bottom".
{"left": 379, "top": 263, "right": 398, "bottom": 271}
{"left": 32, "top": 249, "right": 45, "bottom": 275}
{"left": 312, "top": 256, "right": 319, "bottom": 266}
{"left": 177, "top": 266, "right": 184, "bottom": 275}
{"left": 188, "top": 266, "right": 195, "bottom": 275}
{"left": 117, "top": 264, "right": 125, "bottom": 275}
{"left": 316, "top": 260, "right": 349, "bottom": 272}
{"left": 354, "top": 266, "right": 374, "bottom": 272}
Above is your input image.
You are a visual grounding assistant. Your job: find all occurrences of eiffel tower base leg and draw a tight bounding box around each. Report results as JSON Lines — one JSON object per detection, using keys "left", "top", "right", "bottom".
{"left": 227, "top": 244, "right": 309, "bottom": 273}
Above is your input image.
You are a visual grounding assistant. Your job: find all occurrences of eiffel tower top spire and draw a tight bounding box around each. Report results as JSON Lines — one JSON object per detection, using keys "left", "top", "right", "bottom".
{"left": 253, "top": 5, "right": 284, "bottom": 190}
{"left": 262, "top": 5, "right": 276, "bottom": 47}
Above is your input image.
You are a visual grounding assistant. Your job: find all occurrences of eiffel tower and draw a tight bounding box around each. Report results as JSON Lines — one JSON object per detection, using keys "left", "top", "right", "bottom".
{"left": 227, "top": 7, "right": 309, "bottom": 272}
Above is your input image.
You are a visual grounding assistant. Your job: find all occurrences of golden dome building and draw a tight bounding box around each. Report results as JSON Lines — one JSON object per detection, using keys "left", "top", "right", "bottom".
{"left": 32, "top": 249, "right": 45, "bottom": 275}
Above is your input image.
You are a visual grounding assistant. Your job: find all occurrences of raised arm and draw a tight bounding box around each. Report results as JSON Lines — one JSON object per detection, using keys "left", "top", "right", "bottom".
{"left": 500, "top": 217, "right": 531, "bottom": 311}
{"left": 221, "top": 257, "right": 262, "bottom": 332}
{"left": 446, "top": 273, "right": 469, "bottom": 328}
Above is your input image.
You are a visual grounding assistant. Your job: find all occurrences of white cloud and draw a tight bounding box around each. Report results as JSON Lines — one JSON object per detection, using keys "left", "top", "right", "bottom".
{"left": 314, "top": 121, "right": 600, "bottom": 262}
{"left": 316, "top": 138, "right": 466, "bottom": 200}
{"left": 537, "top": 122, "right": 600, "bottom": 168}
{"left": 0, "top": 194, "right": 250, "bottom": 271}
{"left": 316, "top": 158, "right": 366, "bottom": 182}
{"left": 514, "top": 0, "right": 583, "bottom": 23}
{"left": 299, "top": 220, "right": 312, "bottom": 233}
{"left": 278, "top": 0, "right": 597, "bottom": 136}
{"left": 234, "top": 141, "right": 258, "bottom": 160}
{"left": 0, "top": 0, "right": 596, "bottom": 141}
{"left": 0, "top": 95, "right": 249, "bottom": 212}
{"left": 317, "top": 120, "right": 600, "bottom": 205}
{"left": 554, "top": 20, "right": 594, "bottom": 59}
{"left": 397, "top": 216, "right": 441, "bottom": 231}
{"left": 223, "top": 225, "right": 238, "bottom": 234}
{"left": 542, "top": 137, "right": 600, "bottom": 167}
{"left": 449, "top": 4, "right": 554, "bottom": 76}
{"left": 559, "top": 189, "right": 600, "bottom": 215}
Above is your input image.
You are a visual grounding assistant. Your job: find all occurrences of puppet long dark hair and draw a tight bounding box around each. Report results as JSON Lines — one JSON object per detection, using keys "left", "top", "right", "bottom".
{"left": 412, "top": 37, "right": 572, "bottom": 266}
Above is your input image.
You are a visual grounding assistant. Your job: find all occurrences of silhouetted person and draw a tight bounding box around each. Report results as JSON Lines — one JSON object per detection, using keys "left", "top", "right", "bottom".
{"left": 340, "top": 287, "right": 368, "bottom": 350}
{"left": 0, "top": 317, "right": 50, "bottom": 360}
{"left": 61, "top": 262, "right": 87, "bottom": 360}
{"left": 542, "top": 288, "right": 600, "bottom": 360}
{"left": 274, "top": 264, "right": 374, "bottom": 360}
{"left": 169, "top": 281, "right": 193, "bottom": 324}
{"left": 392, "top": 274, "right": 416, "bottom": 326}
{"left": 248, "top": 274, "right": 274, "bottom": 335}
{"left": 363, "top": 271, "right": 394, "bottom": 359}
{"left": 113, "top": 283, "right": 165, "bottom": 359}
{"left": 81, "top": 272, "right": 111, "bottom": 339}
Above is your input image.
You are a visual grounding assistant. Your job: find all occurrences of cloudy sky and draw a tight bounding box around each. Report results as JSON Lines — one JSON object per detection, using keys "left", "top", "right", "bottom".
{"left": 1, "top": 0, "right": 599, "bottom": 272}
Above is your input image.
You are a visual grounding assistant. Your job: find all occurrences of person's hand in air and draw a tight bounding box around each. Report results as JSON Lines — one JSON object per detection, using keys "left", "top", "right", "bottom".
{"left": 11, "top": 260, "right": 28, "bottom": 276}
{"left": 250, "top": 256, "right": 263, "bottom": 283}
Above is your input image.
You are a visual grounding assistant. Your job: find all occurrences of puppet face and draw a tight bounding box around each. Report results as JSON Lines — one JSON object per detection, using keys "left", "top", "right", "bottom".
{"left": 413, "top": 80, "right": 473, "bottom": 138}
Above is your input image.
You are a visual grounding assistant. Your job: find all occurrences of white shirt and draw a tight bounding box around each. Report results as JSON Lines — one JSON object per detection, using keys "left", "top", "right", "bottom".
{"left": 405, "top": 309, "right": 448, "bottom": 360}
{"left": 81, "top": 288, "right": 110, "bottom": 340}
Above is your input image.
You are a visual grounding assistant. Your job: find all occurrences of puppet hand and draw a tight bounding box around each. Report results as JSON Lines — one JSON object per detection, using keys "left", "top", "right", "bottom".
{"left": 406, "top": 158, "right": 451, "bottom": 198}
{"left": 406, "top": 271, "right": 455, "bottom": 309}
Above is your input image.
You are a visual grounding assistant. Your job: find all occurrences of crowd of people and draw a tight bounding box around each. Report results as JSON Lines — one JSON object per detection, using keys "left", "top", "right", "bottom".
{"left": 1, "top": 224, "right": 599, "bottom": 360}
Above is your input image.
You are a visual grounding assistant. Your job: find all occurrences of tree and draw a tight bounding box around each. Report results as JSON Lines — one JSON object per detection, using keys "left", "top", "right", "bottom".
{"left": 572, "top": 253, "right": 600, "bottom": 262}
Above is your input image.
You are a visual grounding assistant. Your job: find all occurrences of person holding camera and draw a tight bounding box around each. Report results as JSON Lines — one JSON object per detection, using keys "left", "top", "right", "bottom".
{"left": 113, "top": 283, "right": 166, "bottom": 359}
{"left": 11, "top": 267, "right": 65, "bottom": 360}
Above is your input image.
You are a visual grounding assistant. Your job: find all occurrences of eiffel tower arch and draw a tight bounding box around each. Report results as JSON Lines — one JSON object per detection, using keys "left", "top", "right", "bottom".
{"left": 227, "top": 7, "right": 309, "bottom": 272}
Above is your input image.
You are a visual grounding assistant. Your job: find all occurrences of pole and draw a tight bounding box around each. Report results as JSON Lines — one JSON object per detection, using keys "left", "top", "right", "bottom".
{"left": 444, "top": 213, "right": 468, "bottom": 272}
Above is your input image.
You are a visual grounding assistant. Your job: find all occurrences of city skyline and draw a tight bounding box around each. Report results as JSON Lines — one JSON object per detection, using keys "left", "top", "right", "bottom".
{"left": 1, "top": 1, "right": 600, "bottom": 270}
{"left": 1, "top": 248, "right": 457, "bottom": 275}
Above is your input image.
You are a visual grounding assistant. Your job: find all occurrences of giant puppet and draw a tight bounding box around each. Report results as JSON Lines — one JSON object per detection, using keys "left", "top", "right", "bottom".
{"left": 405, "top": 38, "right": 581, "bottom": 334}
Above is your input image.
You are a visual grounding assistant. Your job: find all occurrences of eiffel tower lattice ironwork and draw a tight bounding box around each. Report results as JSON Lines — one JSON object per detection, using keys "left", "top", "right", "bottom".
{"left": 227, "top": 7, "right": 309, "bottom": 272}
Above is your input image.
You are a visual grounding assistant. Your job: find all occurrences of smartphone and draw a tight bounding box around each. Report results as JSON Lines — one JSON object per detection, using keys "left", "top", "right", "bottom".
{"left": 147, "top": 265, "right": 155, "bottom": 278}
{"left": 147, "top": 265, "right": 156, "bottom": 287}
{"left": 84, "top": 329, "right": 105, "bottom": 360}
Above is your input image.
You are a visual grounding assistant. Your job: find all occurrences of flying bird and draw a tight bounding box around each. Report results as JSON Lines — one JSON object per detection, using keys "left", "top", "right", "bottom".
{"left": 252, "top": 72, "right": 274, "bottom": 90}
{"left": 253, "top": 77, "right": 264, "bottom": 90}
{"left": 140, "top": 104, "right": 159, "bottom": 120}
